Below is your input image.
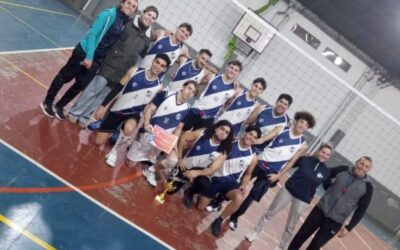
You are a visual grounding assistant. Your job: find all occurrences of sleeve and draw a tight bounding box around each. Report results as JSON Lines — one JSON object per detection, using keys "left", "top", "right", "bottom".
{"left": 85, "top": 9, "right": 111, "bottom": 60}
{"left": 101, "top": 83, "right": 124, "bottom": 107}
{"left": 345, "top": 182, "right": 373, "bottom": 231}
{"left": 323, "top": 165, "right": 349, "bottom": 190}
{"left": 322, "top": 166, "right": 331, "bottom": 182}
{"left": 140, "top": 43, "right": 150, "bottom": 58}
{"left": 151, "top": 91, "right": 168, "bottom": 107}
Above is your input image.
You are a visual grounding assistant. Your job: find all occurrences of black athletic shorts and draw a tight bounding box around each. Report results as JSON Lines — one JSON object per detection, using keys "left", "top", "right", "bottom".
{"left": 97, "top": 111, "right": 140, "bottom": 132}
{"left": 181, "top": 109, "right": 214, "bottom": 131}
{"left": 202, "top": 176, "right": 240, "bottom": 199}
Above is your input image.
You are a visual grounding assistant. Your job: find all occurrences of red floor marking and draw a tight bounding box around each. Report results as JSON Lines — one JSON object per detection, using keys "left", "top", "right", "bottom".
{"left": 0, "top": 172, "right": 142, "bottom": 193}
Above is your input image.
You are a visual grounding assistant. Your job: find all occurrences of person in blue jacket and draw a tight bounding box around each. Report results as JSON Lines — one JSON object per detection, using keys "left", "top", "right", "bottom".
{"left": 245, "top": 143, "right": 333, "bottom": 250}
{"left": 40, "top": 0, "right": 137, "bottom": 119}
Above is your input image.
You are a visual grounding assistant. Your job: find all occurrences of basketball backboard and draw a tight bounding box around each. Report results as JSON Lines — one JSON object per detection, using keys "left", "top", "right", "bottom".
{"left": 232, "top": 10, "right": 276, "bottom": 55}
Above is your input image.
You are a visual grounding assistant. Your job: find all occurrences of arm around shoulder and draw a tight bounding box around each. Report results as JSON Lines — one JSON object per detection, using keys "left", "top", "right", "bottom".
{"left": 254, "top": 125, "right": 282, "bottom": 144}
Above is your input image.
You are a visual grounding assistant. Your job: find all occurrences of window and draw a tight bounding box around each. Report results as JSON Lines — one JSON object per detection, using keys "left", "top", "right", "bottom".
{"left": 291, "top": 24, "right": 321, "bottom": 49}
{"left": 322, "top": 48, "right": 352, "bottom": 72}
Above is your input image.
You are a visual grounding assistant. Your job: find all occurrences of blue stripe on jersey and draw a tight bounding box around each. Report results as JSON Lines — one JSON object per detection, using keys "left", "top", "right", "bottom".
{"left": 217, "top": 92, "right": 256, "bottom": 136}
{"left": 186, "top": 136, "right": 219, "bottom": 158}
{"left": 192, "top": 75, "right": 235, "bottom": 118}
{"left": 167, "top": 60, "right": 205, "bottom": 92}
{"left": 110, "top": 69, "right": 161, "bottom": 115}
{"left": 202, "top": 75, "right": 235, "bottom": 97}
{"left": 149, "top": 91, "right": 190, "bottom": 132}
{"left": 173, "top": 60, "right": 202, "bottom": 81}
{"left": 184, "top": 135, "right": 222, "bottom": 169}
{"left": 122, "top": 70, "right": 158, "bottom": 93}
{"left": 214, "top": 141, "right": 254, "bottom": 180}
{"left": 140, "top": 36, "right": 183, "bottom": 80}
{"left": 259, "top": 129, "right": 305, "bottom": 172}
{"left": 255, "top": 106, "right": 290, "bottom": 134}
{"left": 146, "top": 36, "right": 182, "bottom": 55}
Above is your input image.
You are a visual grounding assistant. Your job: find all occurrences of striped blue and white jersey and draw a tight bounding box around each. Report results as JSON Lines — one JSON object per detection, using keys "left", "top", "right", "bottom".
{"left": 214, "top": 140, "right": 254, "bottom": 182}
{"left": 252, "top": 106, "right": 291, "bottom": 153}
{"left": 258, "top": 128, "right": 305, "bottom": 173}
{"left": 255, "top": 106, "right": 290, "bottom": 135}
{"left": 140, "top": 35, "right": 183, "bottom": 78}
{"left": 110, "top": 69, "right": 161, "bottom": 115}
{"left": 216, "top": 91, "right": 257, "bottom": 136}
{"left": 167, "top": 59, "right": 205, "bottom": 91}
{"left": 184, "top": 133, "right": 222, "bottom": 169}
{"left": 192, "top": 74, "right": 236, "bottom": 119}
{"left": 149, "top": 91, "right": 190, "bottom": 133}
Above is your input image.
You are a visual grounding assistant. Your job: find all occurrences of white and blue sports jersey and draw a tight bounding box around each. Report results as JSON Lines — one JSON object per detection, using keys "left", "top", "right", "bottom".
{"left": 167, "top": 59, "right": 205, "bottom": 92}
{"left": 255, "top": 106, "right": 290, "bottom": 135}
{"left": 184, "top": 133, "right": 222, "bottom": 169}
{"left": 216, "top": 91, "right": 257, "bottom": 136}
{"left": 258, "top": 128, "right": 305, "bottom": 173}
{"left": 214, "top": 140, "right": 254, "bottom": 182}
{"left": 192, "top": 74, "right": 236, "bottom": 119}
{"left": 140, "top": 35, "right": 183, "bottom": 78}
{"left": 110, "top": 69, "right": 161, "bottom": 115}
{"left": 149, "top": 91, "right": 190, "bottom": 133}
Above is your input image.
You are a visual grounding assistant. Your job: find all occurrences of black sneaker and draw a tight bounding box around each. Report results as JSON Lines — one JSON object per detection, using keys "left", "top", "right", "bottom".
{"left": 228, "top": 218, "right": 238, "bottom": 231}
{"left": 210, "top": 217, "right": 223, "bottom": 236}
{"left": 40, "top": 102, "right": 55, "bottom": 118}
{"left": 54, "top": 106, "right": 65, "bottom": 120}
{"left": 183, "top": 189, "right": 193, "bottom": 209}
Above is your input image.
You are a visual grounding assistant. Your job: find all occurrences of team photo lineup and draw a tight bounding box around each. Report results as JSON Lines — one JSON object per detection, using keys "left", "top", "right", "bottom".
{"left": 38, "top": 1, "right": 374, "bottom": 249}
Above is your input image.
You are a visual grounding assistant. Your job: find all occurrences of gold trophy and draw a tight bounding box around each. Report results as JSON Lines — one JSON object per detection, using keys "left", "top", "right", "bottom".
{"left": 155, "top": 179, "right": 175, "bottom": 204}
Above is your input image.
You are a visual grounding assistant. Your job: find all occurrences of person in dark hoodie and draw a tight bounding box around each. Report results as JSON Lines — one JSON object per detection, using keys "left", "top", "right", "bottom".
{"left": 245, "top": 143, "right": 333, "bottom": 250}
{"left": 41, "top": 0, "right": 138, "bottom": 119}
{"left": 288, "top": 156, "right": 373, "bottom": 250}
{"left": 66, "top": 5, "right": 159, "bottom": 128}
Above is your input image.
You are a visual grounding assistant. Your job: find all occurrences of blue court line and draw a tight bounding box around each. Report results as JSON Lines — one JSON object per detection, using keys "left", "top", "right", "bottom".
{"left": 0, "top": 1, "right": 75, "bottom": 17}
{"left": 0, "top": 0, "right": 88, "bottom": 51}
{"left": 0, "top": 139, "right": 172, "bottom": 250}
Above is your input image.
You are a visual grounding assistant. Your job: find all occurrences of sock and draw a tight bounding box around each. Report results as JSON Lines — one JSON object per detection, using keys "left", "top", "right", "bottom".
{"left": 111, "top": 129, "right": 130, "bottom": 152}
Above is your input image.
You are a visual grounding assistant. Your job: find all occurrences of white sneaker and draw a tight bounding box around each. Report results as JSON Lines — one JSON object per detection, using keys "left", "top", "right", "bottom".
{"left": 206, "top": 203, "right": 222, "bottom": 212}
{"left": 206, "top": 206, "right": 214, "bottom": 212}
{"left": 228, "top": 220, "right": 238, "bottom": 231}
{"left": 143, "top": 168, "right": 157, "bottom": 187}
{"left": 106, "top": 150, "right": 117, "bottom": 167}
{"left": 245, "top": 230, "right": 260, "bottom": 242}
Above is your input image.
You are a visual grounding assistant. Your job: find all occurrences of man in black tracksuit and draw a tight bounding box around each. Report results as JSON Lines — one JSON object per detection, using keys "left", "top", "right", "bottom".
{"left": 288, "top": 156, "right": 373, "bottom": 250}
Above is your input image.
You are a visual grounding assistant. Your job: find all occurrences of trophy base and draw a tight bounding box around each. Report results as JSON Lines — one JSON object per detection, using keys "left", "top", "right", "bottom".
{"left": 155, "top": 194, "right": 165, "bottom": 204}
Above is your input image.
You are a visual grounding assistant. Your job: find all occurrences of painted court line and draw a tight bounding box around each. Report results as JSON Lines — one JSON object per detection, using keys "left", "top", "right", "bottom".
{"left": 0, "top": 48, "right": 74, "bottom": 92}
{"left": 353, "top": 228, "right": 372, "bottom": 250}
{"left": 0, "top": 47, "right": 73, "bottom": 55}
{"left": 0, "top": 55, "right": 49, "bottom": 89}
{"left": 0, "top": 6, "right": 62, "bottom": 48}
{"left": 0, "top": 139, "right": 174, "bottom": 250}
{"left": 0, "top": 214, "right": 56, "bottom": 250}
{"left": 0, "top": 0, "right": 75, "bottom": 17}
{"left": 0, "top": 172, "right": 142, "bottom": 193}
{"left": 361, "top": 226, "right": 390, "bottom": 249}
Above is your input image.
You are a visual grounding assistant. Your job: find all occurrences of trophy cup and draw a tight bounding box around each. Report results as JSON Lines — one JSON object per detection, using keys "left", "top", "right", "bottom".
{"left": 155, "top": 179, "right": 175, "bottom": 204}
